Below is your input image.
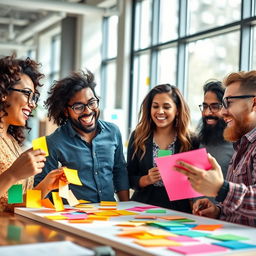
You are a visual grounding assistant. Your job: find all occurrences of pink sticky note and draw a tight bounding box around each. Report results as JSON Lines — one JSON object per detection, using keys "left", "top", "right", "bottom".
{"left": 155, "top": 148, "right": 212, "bottom": 200}
{"left": 168, "top": 244, "right": 228, "bottom": 254}
{"left": 167, "top": 236, "right": 199, "bottom": 242}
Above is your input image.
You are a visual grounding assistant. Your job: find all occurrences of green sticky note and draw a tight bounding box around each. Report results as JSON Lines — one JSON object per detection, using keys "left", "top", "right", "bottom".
{"left": 146, "top": 209, "right": 167, "bottom": 213}
{"left": 207, "top": 234, "right": 249, "bottom": 241}
{"left": 7, "top": 225, "right": 21, "bottom": 241}
{"left": 157, "top": 150, "right": 172, "bottom": 157}
{"left": 8, "top": 184, "right": 23, "bottom": 204}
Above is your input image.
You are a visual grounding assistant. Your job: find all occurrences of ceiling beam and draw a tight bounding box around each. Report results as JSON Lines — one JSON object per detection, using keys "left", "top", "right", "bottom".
{"left": 0, "top": 0, "right": 106, "bottom": 16}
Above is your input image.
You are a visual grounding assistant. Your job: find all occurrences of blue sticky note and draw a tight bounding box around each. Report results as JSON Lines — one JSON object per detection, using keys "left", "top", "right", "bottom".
{"left": 172, "top": 230, "right": 210, "bottom": 237}
{"left": 213, "top": 241, "right": 256, "bottom": 250}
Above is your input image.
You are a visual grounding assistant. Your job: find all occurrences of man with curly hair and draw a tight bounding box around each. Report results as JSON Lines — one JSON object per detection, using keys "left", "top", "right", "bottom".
{"left": 34, "top": 70, "right": 129, "bottom": 203}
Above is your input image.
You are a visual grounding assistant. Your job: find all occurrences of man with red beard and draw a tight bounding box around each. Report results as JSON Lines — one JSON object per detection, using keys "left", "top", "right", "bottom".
{"left": 34, "top": 70, "right": 129, "bottom": 203}
{"left": 175, "top": 71, "right": 256, "bottom": 226}
{"left": 198, "top": 80, "right": 233, "bottom": 178}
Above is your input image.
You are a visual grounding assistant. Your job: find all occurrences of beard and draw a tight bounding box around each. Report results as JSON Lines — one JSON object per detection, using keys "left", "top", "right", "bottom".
{"left": 223, "top": 115, "right": 252, "bottom": 142}
{"left": 69, "top": 111, "right": 99, "bottom": 134}
{"left": 198, "top": 116, "right": 227, "bottom": 145}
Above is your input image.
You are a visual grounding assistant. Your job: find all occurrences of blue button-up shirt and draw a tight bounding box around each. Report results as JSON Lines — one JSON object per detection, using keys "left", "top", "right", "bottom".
{"left": 34, "top": 120, "right": 129, "bottom": 202}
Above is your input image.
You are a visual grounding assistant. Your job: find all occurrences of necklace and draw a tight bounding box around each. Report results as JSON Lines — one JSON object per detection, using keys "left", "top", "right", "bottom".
{"left": 1, "top": 136, "right": 20, "bottom": 158}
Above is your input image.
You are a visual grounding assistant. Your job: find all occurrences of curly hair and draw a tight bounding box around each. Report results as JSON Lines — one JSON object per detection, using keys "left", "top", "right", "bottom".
{"left": 132, "top": 84, "right": 192, "bottom": 160}
{"left": 45, "top": 70, "right": 98, "bottom": 126}
{"left": 0, "top": 55, "right": 44, "bottom": 145}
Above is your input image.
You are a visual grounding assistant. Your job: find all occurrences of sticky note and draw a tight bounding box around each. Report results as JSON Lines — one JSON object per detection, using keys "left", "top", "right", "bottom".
{"left": 192, "top": 224, "right": 223, "bottom": 231}
{"left": 213, "top": 241, "right": 256, "bottom": 249}
{"left": 100, "top": 201, "right": 117, "bottom": 206}
{"left": 160, "top": 215, "right": 188, "bottom": 221}
{"left": 41, "top": 198, "right": 55, "bottom": 209}
{"left": 155, "top": 148, "right": 211, "bottom": 200}
{"left": 8, "top": 184, "right": 23, "bottom": 204}
{"left": 26, "top": 190, "right": 41, "bottom": 208}
{"left": 207, "top": 234, "right": 249, "bottom": 241}
{"left": 168, "top": 236, "right": 199, "bottom": 242}
{"left": 158, "top": 149, "right": 172, "bottom": 157}
{"left": 172, "top": 230, "right": 210, "bottom": 237}
{"left": 135, "top": 215, "right": 158, "bottom": 219}
{"left": 32, "top": 136, "right": 49, "bottom": 156}
{"left": 168, "top": 244, "right": 228, "bottom": 254}
{"left": 87, "top": 215, "right": 109, "bottom": 221}
{"left": 63, "top": 167, "right": 82, "bottom": 186}
{"left": 59, "top": 180, "right": 69, "bottom": 199}
{"left": 146, "top": 209, "right": 166, "bottom": 213}
{"left": 45, "top": 215, "right": 67, "bottom": 220}
{"left": 52, "top": 192, "right": 64, "bottom": 211}
{"left": 134, "top": 238, "right": 180, "bottom": 247}
{"left": 67, "top": 190, "right": 79, "bottom": 206}
{"left": 115, "top": 222, "right": 144, "bottom": 227}
{"left": 69, "top": 219, "right": 93, "bottom": 223}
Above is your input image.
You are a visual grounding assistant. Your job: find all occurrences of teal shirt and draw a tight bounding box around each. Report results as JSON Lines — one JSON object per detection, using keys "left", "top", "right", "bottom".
{"left": 34, "top": 120, "right": 129, "bottom": 202}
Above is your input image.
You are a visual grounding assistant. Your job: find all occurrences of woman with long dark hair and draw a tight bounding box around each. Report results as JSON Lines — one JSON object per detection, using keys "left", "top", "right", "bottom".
{"left": 127, "top": 84, "right": 199, "bottom": 212}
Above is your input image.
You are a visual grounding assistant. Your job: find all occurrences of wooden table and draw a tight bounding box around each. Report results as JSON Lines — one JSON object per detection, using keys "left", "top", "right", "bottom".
{"left": 0, "top": 212, "right": 132, "bottom": 256}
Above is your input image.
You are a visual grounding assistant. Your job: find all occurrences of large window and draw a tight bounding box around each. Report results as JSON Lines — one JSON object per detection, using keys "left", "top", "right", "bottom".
{"left": 187, "top": 31, "right": 240, "bottom": 124}
{"left": 188, "top": 0, "right": 241, "bottom": 34}
{"left": 131, "top": 0, "right": 256, "bottom": 132}
{"left": 253, "top": 26, "right": 256, "bottom": 69}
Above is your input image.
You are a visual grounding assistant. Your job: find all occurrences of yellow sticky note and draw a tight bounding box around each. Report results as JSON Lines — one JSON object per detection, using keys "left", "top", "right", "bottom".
{"left": 32, "top": 136, "right": 49, "bottom": 157}
{"left": 115, "top": 210, "right": 138, "bottom": 215}
{"left": 100, "top": 201, "right": 117, "bottom": 206}
{"left": 52, "top": 192, "right": 64, "bottom": 211}
{"left": 26, "top": 190, "right": 42, "bottom": 208}
{"left": 78, "top": 200, "right": 91, "bottom": 203}
{"left": 45, "top": 215, "right": 67, "bottom": 220}
{"left": 134, "top": 239, "right": 180, "bottom": 247}
{"left": 67, "top": 190, "right": 79, "bottom": 206}
{"left": 63, "top": 167, "right": 82, "bottom": 186}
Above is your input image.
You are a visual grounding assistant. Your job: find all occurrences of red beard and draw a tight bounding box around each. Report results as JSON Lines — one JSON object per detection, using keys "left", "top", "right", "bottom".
{"left": 223, "top": 115, "right": 252, "bottom": 142}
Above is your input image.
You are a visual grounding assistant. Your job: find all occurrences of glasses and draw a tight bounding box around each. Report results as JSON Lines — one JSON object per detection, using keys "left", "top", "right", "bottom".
{"left": 222, "top": 95, "right": 255, "bottom": 109}
{"left": 67, "top": 99, "right": 99, "bottom": 114}
{"left": 199, "top": 103, "right": 223, "bottom": 113}
{"left": 9, "top": 88, "right": 40, "bottom": 105}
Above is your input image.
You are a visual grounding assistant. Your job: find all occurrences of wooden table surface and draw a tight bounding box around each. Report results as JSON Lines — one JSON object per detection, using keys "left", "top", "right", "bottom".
{"left": 0, "top": 211, "right": 133, "bottom": 256}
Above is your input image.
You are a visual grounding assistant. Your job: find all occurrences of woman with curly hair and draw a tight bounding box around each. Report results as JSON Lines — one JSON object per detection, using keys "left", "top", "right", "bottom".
{"left": 127, "top": 84, "right": 199, "bottom": 212}
{"left": 0, "top": 55, "right": 67, "bottom": 211}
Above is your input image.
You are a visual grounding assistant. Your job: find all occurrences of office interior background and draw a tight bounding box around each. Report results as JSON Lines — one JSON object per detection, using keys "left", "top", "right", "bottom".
{"left": 0, "top": 0, "right": 256, "bottom": 148}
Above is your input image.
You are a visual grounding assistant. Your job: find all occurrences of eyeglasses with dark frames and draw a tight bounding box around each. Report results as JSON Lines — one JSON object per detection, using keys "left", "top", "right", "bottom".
{"left": 9, "top": 88, "right": 40, "bottom": 105}
{"left": 222, "top": 95, "right": 255, "bottom": 109}
{"left": 199, "top": 103, "right": 223, "bottom": 113}
{"left": 67, "top": 99, "right": 99, "bottom": 114}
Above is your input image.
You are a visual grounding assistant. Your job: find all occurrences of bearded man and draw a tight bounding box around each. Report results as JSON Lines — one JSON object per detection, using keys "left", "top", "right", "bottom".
{"left": 175, "top": 71, "right": 256, "bottom": 227}
{"left": 198, "top": 80, "right": 233, "bottom": 178}
{"left": 34, "top": 70, "right": 129, "bottom": 202}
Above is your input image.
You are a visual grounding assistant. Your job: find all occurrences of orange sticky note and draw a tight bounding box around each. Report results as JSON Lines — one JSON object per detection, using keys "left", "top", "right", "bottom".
{"left": 63, "top": 167, "right": 82, "bottom": 186}
{"left": 115, "top": 222, "right": 144, "bottom": 227}
{"left": 87, "top": 215, "right": 109, "bottom": 221}
{"left": 100, "top": 201, "right": 117, "bottom": 206}
{"left": 94, "top": 211, "right": 120, "bottom": 216}
{"left": 192, "top": 224, "right": 223, "bottom": 231}
{"left": 135, "top": 215, "right": 157, "bottom": 219}
{"left": 160, "top": 215, "right": 187, "bottom": 220}
{"left": 134, "top": 239, "right": 180, "bottom": 247}
{"left": 41, "top": 198, "right": 55, "bottom": 209}
{"left": 78, "top": 200, "right": 91, "bottom": 203}
{"left": 98, "top": 207, "right": 117, "bottom": 210}
{"left": 26, "top": 190, "right": 41, "bottom": 208}
{"left": 32, "top": 136, "right": 49, "bottom": 157}
{"left": 52, "top": 192, "right": 64, "bottom": 211}
{"left": 67, "top": 190, "right": 79, "bottom": 206}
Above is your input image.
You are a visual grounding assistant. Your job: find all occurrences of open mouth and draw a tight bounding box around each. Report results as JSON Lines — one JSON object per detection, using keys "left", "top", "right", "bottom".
{"left": 79, "top": 114, "right": 95, "bottom": 126}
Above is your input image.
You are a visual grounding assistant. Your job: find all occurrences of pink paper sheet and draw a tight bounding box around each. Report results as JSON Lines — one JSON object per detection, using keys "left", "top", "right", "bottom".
{"left": 155, "top": 148, "right": 212, "bottom": 200}
{"left": 168, "top": 243, "right": 228, "bottom": 255}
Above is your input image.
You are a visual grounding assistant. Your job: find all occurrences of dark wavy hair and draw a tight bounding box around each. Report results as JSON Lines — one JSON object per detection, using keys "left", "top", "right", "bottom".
{"left": 132, "top": 84, "right": 192, "bottom": 159}
{"left": 45, "top": 70, "right": 98, "bottom": 126}
{"left": 0, "top": 55, "right": 44, "bottom": 145}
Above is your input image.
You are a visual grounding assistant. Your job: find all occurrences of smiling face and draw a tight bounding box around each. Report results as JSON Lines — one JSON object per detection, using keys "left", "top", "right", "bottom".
{"left": 4, "top": 73, "right": 36, "bottom": 127}
{"left": 202, "top": 91, "right": 223, "bottom": 126}
{"left": 150, "top": 92, "right": 178, "bottom": 130}
{"left": 221, "top": 81, "right": 256, "bottom": 142}
{"left": 66, "top": 87, "right": 100, "bottom": 135}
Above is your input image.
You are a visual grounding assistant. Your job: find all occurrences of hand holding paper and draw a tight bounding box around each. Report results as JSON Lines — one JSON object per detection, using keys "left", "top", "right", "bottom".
{"left": 174, "top": 152, "right": 224, "bottom": 197}
{"left": 155, "top": 148, "right": 212, "bottom": 200}
{"left": 32, "top": 136, "right": 49, "bottom": 157}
